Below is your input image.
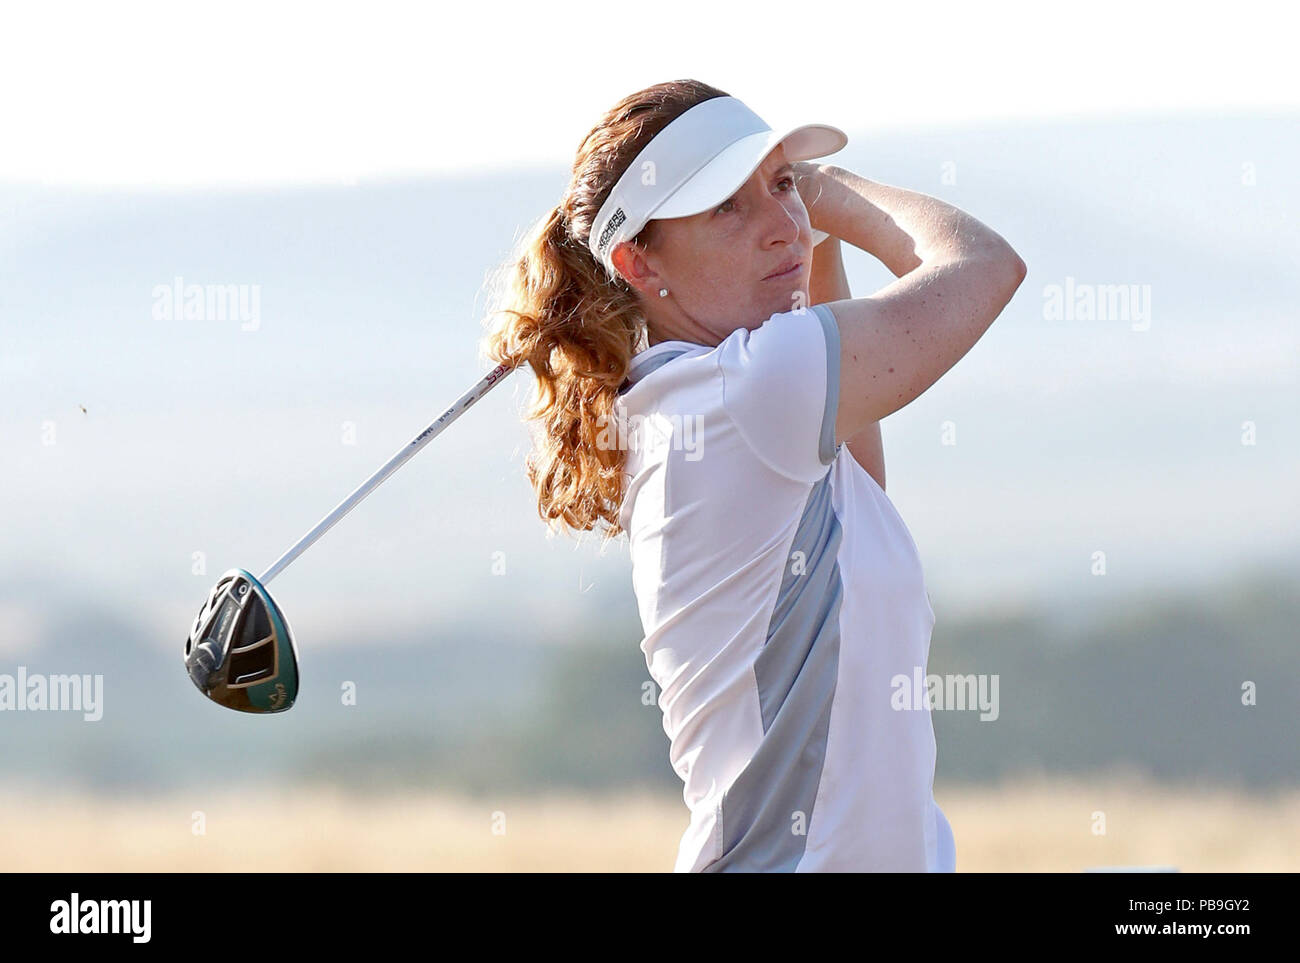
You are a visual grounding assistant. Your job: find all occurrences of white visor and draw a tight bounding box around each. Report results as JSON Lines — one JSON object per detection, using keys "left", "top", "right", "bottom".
{"left": 588, "top": 95, "right": 847, "bottom": 279}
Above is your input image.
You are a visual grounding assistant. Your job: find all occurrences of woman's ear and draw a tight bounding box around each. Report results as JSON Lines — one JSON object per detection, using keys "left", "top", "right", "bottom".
{"left": 611, "top": 241, "right": 661, "bottom": 295}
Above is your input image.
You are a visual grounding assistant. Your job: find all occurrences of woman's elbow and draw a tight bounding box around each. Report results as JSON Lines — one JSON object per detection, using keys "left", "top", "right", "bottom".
{"left": 1009, "top": 250, "right": 1028, "bottom": 284}
{"left": 989, "top": 245, "right": 1027, "bottom": 301}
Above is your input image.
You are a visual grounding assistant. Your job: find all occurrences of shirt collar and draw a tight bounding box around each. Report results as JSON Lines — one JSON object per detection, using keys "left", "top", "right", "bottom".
{"left": 618, "top": 340, "right": 702, "bottom": 395}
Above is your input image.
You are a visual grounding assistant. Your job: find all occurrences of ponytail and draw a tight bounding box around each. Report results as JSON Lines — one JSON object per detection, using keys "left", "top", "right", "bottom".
{"left": 480, "top": 203, "right": 641, "bottom": 540}
{"left": 478, "top": 79, "right": 729, "bottom": 541}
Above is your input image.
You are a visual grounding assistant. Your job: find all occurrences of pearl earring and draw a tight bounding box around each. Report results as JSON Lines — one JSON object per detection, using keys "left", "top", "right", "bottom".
{"left": 658, "top": 288, "right": 669, "bottom": 298}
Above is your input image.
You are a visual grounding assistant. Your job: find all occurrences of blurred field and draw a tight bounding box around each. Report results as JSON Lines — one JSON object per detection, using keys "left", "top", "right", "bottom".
{"left": 1, "top": 775, "right": 1296, "bottom": 871}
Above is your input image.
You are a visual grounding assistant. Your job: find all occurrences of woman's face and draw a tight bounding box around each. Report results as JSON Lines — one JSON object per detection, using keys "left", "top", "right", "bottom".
{"left": 611, "top": 143, "right": 813, "bottom": 346}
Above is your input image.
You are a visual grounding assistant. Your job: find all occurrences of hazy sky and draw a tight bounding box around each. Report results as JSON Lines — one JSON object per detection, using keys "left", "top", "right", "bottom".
{"left": 2, "top": 0, "right": 1295, "bottom": 186}
{"left": 3, "top": 109, "right": 1296, "bottom": 652}
{"left": 2, "top": 6, "right": 1296, "bottom": 652}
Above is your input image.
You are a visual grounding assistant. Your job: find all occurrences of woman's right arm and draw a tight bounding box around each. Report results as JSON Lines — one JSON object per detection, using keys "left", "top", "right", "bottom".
{"left": 797, "top": 163, "right": 1027, "bottom": 440}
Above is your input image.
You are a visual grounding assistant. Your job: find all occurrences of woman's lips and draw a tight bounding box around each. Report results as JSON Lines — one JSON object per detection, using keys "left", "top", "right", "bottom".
{"left": 763, "top": 261, "right": 802, "bottom": 281}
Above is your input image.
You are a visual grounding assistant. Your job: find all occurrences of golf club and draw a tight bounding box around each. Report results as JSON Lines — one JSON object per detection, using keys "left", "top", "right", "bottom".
{"left": 184, "top": 360, "right": 517, "bottom": 713}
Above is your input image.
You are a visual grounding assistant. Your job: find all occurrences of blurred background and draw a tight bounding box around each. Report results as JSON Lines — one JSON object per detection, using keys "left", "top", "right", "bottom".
{"left": 1, "top": 1, "right": 1296, "bottom": 870}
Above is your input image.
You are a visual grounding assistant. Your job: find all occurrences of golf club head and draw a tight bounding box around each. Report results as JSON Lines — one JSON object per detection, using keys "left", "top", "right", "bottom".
{"left": 184, "top": 568, "right": 299, "bottom": 713}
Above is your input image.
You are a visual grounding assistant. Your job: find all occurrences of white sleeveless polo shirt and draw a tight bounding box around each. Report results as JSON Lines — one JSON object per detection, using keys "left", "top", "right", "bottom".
{"left": 614, "top": 302, "right": 956, "bottom": 872}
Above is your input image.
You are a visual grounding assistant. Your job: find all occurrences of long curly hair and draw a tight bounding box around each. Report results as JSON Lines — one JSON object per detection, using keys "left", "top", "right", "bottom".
{"left": 479, "top": 79, "right": 728, "bottom": 541}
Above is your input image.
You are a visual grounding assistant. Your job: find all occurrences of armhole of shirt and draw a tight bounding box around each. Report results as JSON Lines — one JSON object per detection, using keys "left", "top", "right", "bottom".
{"left": 715, "top": 303, "right": 842, "bottom": 482}
{"left": 811, "top": 303, "right": 842, "bottom": 466}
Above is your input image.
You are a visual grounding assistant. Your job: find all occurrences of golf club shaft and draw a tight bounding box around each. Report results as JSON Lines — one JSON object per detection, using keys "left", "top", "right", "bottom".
{"left": 258, "top": 360, "right": 518, "bottom": 586}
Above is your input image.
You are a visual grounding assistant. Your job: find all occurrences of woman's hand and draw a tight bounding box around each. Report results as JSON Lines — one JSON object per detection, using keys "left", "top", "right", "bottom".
{"left": 792, "top": 161, "right": 833, "bottom": 236}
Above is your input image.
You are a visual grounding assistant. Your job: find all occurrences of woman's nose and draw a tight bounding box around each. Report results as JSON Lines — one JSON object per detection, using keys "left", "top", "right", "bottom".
{"left": 764, "top": 197, "right": 800, "bottom": 246}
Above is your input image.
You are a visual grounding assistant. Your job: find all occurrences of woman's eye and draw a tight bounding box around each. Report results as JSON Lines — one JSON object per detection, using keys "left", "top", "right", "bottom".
{"left": 715, "top": 198, "right": 735, "bottom": 214}
{"left": 776, "top": 176, "right": 795, "bottom": 192}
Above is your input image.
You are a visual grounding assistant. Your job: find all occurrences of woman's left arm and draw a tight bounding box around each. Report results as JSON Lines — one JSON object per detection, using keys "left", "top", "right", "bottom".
{"left": 808, "top": 236, "right": 886, "bottom": 491}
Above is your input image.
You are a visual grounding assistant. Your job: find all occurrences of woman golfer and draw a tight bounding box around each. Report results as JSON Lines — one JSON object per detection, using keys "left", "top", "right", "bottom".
{"left": 482, "top": 79, "right": 1026, "bottom": 872}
